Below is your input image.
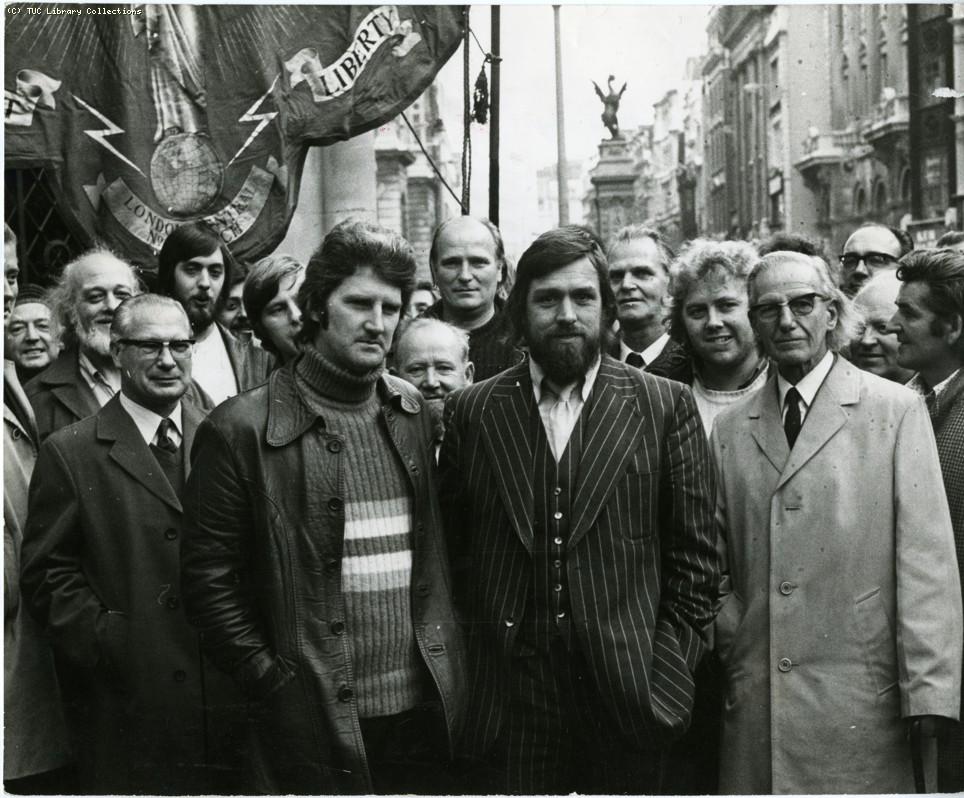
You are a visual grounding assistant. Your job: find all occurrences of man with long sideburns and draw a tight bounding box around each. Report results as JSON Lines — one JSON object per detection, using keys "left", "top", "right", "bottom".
{"left": 711, "top": 250, "right": 962, "bottom": 793}
{"left": 440, "top": 225, "right": 718, "bottom": 793}
{"left": 180, "top": 221, "right": 465, "bottom": 794}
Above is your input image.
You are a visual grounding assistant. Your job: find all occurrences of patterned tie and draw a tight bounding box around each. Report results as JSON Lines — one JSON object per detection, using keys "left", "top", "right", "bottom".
{"left": 784, "top": 386, "right": 802, "bottom": 449}
{"left": 625, "top": 352, "right": 645, "bottom": 369}
{"left": 923, "top": 389, "right": 938, "bottom": 419}
{"left": 155, "top": 417, "right": 178, "bottom": 454}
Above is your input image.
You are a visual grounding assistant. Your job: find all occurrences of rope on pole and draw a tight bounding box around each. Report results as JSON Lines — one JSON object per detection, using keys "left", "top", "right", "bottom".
{"left": 461, "top": 6, "right": 472, "bottom": 215}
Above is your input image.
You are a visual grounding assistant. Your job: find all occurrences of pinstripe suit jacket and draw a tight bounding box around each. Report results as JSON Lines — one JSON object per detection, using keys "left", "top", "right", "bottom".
{"left": 439, "top": 355, "right": 719, "bottom": 753}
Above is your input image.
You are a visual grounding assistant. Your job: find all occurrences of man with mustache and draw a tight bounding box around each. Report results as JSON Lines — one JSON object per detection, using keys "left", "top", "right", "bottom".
{"left": 439, "top": 225, "right": 719, "bottom": 793}
{"left": 181, "top": 221, "right": 466, "bottom": 794}
{"left": 393, "top": 317, "right": 473, "bottom": 456}
{"left": 157, "top": 223, "right": 272, "bottom": 408}
{"left": 26, "top": 247, "right": 140, "bottom": 441}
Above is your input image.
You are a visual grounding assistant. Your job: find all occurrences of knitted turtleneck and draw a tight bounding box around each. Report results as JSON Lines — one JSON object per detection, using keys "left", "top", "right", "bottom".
{"left": 294, "top": 345, "right": 425, "bottom": 718}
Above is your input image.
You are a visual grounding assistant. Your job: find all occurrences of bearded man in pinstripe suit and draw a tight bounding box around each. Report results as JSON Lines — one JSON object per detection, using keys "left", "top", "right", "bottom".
{"left": 439, "top": 225, "right": 720, "bottom": 793}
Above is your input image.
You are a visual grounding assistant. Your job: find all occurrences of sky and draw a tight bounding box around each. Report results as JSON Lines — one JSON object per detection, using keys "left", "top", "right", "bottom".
{"left": 433, "top": 4, "right": 712, "bottom": 257}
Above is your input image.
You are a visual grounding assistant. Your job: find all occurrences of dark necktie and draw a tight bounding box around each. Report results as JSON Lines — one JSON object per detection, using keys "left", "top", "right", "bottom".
{"left": 923, "top": 389, "right": 938, "bottom": 419}
{"left": 784, "top": 386, "right": 802, "bottom": 449}
{"left": 155, "top": 417, "right": 178, "bottom": 454}
{"left": 625, "top": 352, "right": 645, "bottom": 369}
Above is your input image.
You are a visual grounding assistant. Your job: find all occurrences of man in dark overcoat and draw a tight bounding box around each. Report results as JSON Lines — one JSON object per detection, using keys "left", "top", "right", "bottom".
{"left": 22, "top": 294, "right": 240, "bottom": 794}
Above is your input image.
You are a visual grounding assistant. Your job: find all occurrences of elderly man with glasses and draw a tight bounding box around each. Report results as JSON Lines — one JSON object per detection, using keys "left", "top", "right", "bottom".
{"left": 21, "top": 294, "right": 241, "bottom": 795}
{"left": 710, "top": 251, "right": 962, "bottom": 794}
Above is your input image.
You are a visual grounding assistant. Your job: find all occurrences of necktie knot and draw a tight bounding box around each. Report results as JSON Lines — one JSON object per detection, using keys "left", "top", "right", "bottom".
{"left": 784, "top": 386, "right": 802, "bottom": 449}
{"left": 156, "top": 418, "right": 178, "bottom": 454}
{"left": 625, "top": 352, "right": 645, "bottom": 369}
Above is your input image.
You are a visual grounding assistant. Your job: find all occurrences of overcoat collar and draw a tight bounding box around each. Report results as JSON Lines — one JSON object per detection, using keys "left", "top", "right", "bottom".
{"left": 746, "top": 355, "right": 859, "bottom": 488}
{"left": 96, "top": 394, "right": 202, "bottom": 512}
{"left": 4, "top": 360, "right": 38, "bottom": 443}
{"left": 34, "top": 347, "right": 100, "bottom": 422}
{"left": 479, "top": 355, "right": 648, "bottom": 553}
{"left": 264, "top": 358, "right": 421, "bottom": 447}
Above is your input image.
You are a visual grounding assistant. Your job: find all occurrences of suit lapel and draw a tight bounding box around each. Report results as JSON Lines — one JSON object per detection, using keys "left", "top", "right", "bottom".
{"left": 776, "top": 358, "right": 856, "bottom": 490}
{"left": 569, "top": 363, "right": 646, "bottom": 548}
{"left": 98, "top": 397, "right": 181, "bottom": 512}
{"left": 749, "top": 374, "right": 790, "bottom": 474}
{"left": 480, "top": 366, "right": 536, "bottom": 555}
{"left": 4, "top": 362, "right": 38, "bottom": 443}
{"left": 181, "top": 401, "right": 202, "bottom": 480}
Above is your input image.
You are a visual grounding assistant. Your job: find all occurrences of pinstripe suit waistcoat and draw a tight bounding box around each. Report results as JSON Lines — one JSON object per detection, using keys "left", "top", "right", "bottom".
{"left": 439, "top": 355, "right": 720, "bottom": 754}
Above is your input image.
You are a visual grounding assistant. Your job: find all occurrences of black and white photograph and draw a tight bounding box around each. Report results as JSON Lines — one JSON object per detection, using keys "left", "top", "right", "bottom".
{"left": 3, "top": 2, "right": 964, "bottom": 795}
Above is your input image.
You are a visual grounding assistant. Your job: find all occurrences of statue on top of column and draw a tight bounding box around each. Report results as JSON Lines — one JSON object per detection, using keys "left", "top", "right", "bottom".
{"left": 593, "top": 75, "right": 627, "bottom": 140}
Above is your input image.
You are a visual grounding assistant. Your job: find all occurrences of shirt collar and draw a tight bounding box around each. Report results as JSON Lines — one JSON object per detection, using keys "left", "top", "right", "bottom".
{"left": 118, "top": 392, "right": 183, "bottom": 446}
{"left": 530, "top": 355, "right": 602, "bottom": 405}
{"left": 78, "top": 351, "right": 121, "bottom": 392}
{"left": 619, "top": 332, "right": 670, "bottom": 366}
{"left": 910, "top": 368, "right": 961, "bottom": 397}
{"left": 777, "top": 350, "right": 835, "bottom": 409}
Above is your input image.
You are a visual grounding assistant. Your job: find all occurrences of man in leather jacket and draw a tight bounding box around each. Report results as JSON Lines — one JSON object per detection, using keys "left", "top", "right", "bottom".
{"left": 181, "top": 221, "right": 466, "bottom": 794}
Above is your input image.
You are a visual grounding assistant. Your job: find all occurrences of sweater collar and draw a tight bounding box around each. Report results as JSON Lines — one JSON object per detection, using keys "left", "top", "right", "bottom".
{"left": 295, "top": 345, "right": 382, "bottom": 404}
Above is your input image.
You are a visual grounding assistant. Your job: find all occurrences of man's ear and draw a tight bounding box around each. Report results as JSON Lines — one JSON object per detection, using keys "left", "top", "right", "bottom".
{"left": 943, "top": 313, "right": 963, "bottom": 348}
{"left": 110, "top": 340, "right": 123, "bottom": 370}
{"left": 464, "top": 361, "right": 475, "bottom": 385}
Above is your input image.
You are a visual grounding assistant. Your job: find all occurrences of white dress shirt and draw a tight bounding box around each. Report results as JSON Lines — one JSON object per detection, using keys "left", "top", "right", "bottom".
{"left": 619, "top": 332, "right": 670, "bottom": 367}
{"left": 118, "top": 392, "right": 183, "bottom": 448}
{"left": 777, "top": 350, "right": 834, "bottom": 424}
{"left": 529, "top": 356, "right": 602, "bottom": 461}
{"left": 192, "top": 328, "right": 239, "bottom": 407}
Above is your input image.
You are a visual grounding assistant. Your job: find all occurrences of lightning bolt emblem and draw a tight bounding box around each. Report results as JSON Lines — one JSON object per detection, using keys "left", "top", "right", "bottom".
{"left": 72, "top": 95, "right": 144, "bottom": 176}
{"left": 229, "top": 77, "right": 279, "bottom": 167}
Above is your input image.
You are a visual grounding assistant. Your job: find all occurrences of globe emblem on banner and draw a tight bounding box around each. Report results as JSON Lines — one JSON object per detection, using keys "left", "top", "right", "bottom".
{"left": 150, "top": 132, "right": 224, "bottom": 217}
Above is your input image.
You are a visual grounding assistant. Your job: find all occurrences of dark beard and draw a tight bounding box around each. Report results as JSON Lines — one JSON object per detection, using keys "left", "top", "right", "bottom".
{"left": 527, "top": 330, "right": 600, "bottom": 385}
{"left": 185, "top": 303, "right": 216, "bottom": 335}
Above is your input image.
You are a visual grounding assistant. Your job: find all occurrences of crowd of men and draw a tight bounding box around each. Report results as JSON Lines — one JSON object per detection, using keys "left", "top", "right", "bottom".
{"left": 3, "top": 212, "right": 964, "bottom": 795}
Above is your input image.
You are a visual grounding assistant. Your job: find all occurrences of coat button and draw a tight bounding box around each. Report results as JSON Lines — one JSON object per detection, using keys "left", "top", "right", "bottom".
{"left": 324, "top": 557, "right": 339, "bottom": 573}
{"left": 173, "top": 669, "right": 187, "bottom": 682}
{"left": 166, "top": 596, "right": 180, "bottom": 609}
{"left": 338, "top": 685, "right": 353, "bottom": 702}
{"left": 504, "top": 617, "right": 515, "bottom": 628}
{"left": 327, "top": 497, "right": 343, "bottom": 513}
{"left": 779, "top": 581, "right": 794, "bottom": 595}
{"left": 553, "top": 536, "right": 563, "bottom": 545}
{"left": 386, "top": 410, "right": 395, "bottom": 421}
{"left": 327, "top": 439, "right": 342, "bottom": 453}
{"left": 415, "top": 583, "right": 430, "bottom": 596}
{"left": 553, "top": 583, "right": 563, "bottom": 592}
{"left": 330, "top": 621, "right": 345, "bottom": 635}
{"left": 164, "top": 528, "right": 178, "bottom": 540}
{"left": 11, "top": 428, "right": 21, "bottom": 440}
{"left": 553, "top": 487, "right": 562, "bottom": 495}
{"left": 409, "top": 464, "right": 419, "bottom": 474}
{"left": 778, "top": 657, "right": 793, "bottom": 672}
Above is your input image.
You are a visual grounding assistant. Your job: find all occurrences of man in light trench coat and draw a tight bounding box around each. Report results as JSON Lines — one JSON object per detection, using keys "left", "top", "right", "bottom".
{"left": 710, "top": 250, "right": 963, "bottom": 794}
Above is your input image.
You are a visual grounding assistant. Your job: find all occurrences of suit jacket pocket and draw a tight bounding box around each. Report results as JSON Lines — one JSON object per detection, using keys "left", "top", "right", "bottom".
{"left": 95, "top": 609, "right": 131, "bottom": 685}
{"left": 621, "top": 462, "right": 659, "bottom": 541}
{"left": 854, "top": 588, "right": 898, "bottom": 695}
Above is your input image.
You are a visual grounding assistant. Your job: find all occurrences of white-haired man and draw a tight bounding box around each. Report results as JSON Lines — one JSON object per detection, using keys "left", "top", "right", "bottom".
{"left": 711, "top": 251, "right": 962, "bottom": 793}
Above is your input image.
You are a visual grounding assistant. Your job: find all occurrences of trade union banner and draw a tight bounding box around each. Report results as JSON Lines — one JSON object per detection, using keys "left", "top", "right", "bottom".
{"left": 4, "top": 4, "right": 465, "bottom": 264}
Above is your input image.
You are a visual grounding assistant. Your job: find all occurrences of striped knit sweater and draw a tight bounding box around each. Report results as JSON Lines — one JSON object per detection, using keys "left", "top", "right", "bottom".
{"left": 295, "top": 347, "right": 425, "bottom": 718}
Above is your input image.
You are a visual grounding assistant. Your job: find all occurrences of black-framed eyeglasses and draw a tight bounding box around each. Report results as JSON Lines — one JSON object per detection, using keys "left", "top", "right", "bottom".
{"left": 838, "top": 252, "right": 898, "bottom": 270}
{"left": 117, "top": 338, "right": 195, "bottom": 359}
{"left": 749, "top": 293, "right": 829, "bottom": 323}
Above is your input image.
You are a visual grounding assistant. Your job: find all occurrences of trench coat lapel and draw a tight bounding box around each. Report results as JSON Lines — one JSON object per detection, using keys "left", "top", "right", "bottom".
{"left": 4, "top": 361, "right": 38, "bottom": 443}
{"left": 569, "top": 365, "right": 645, "bottom": 548}
{"left": 776, "top": 357, "right": 857, "bottom": 490}
{"left": 98, "top": 396, "right": 181, "bottom": 512}
{"left": 39, "top": 350, "right": 100, "bottom": 423}
{"left": 480, "top": 365, "right": 536, "bottom": 555}
{"left": 181, "top": 401, "right": 202, "bottom": 481}
{"left": 748, "top": 374, "right": 790, "bottom": 474}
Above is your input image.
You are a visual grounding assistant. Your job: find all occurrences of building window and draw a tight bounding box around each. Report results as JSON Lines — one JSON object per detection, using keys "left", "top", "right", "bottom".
{"left": 873, "top": 180, "right": 888, "bottom": 218}
{"left": 854, "top": 184, "right": 867, "bottom": 216}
